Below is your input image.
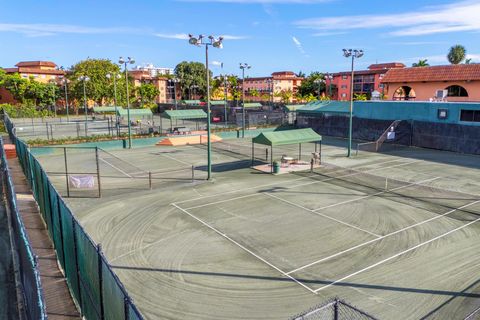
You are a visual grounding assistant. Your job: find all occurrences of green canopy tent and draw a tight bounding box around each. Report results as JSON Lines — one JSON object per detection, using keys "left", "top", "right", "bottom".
{"left": 161, "top": 109, "right": 208, "bottom": 131}
{"left": 252, "top": 128, "right": 322, "bottom": 172}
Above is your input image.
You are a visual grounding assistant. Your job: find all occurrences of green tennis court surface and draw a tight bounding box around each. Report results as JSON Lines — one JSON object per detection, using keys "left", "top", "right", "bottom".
{"left": 35, "top": 137, "right": 480, "bottom": 319}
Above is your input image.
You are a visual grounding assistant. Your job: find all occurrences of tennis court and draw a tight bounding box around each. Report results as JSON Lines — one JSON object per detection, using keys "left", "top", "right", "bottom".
{"left": 34, "top": 136, "right": 480, "bottom": 319}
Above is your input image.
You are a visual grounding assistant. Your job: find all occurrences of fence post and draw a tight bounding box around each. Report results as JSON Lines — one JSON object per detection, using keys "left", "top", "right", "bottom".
{"left": 334, "top": 298, "right": 339, "bottom": 320}
{"left": 64, "top": 148, "right": 70, "bottom": 197}
{"left": 76, "top": 122, "right": 80, "bottom": 138}
{"left": 56, "top": 196, "right": 66, "bottom": 269}
{"left": 97, "top": 244, "right": 105, "bottom": 320}
{"left": 72, "top": 219, "right": 83, "bottom": 317}
{"left": 124, "top": 297, "right": 129, "bottom": 320}
{"left": 95, "top": 147, "right": 102, "bottom": 198}
{"left": 46, "top": 123, "right": 50, "bottom": 141}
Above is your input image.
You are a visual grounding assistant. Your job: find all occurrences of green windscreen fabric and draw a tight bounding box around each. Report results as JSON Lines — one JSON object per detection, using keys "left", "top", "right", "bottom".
{"left": 243, "top": 103, "right": 263, "bottom": 108}
{"left": 297, "top": 101, "right": 350, "bottom": 114}
{"left": 101, "top": 259, "right": 126, "bottom": 320}
{"left": 49, "top": 184, "right": 64, "bottom": 269}
{"left": 117, "top": 108, "right": 153, "bottom": 117}
{"left": 76, "top": 225, "right": 101, "bottom": 319}
{"left": 94, "top": 106, "right": 121, "bottom": 113}
{"left": 252, "top": 128, "right": 322, "bottom": 146}
{"left": 163, "top": 109, "right": 207, "bottom": 120}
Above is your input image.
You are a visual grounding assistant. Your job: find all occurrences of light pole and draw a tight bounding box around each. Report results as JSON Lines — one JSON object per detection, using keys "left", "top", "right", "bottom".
{"left": 343, "top": 48, "right": 364, "bottom": 157}
{"left": 188, "top": 34, "right": 223, "bottom": 181}
{"left": 78, "top": 75, "right": 90, "bottom": 124}
{"left": 314, "top": 78, "right": 325, "bottom": 100}
{"left": 119, "top": 56, "right": 135, "bottom": 149}
{"left": 172, "top": 78, "right": 180, "bottom": 110}
{"left": 239, "top": 63, "right": 251, "bottom": 138}
{"left": 326, "top": 73, "right": 333, "bottom": 98}
{"left": 59, "top": 67, "right": 69, "bottom": 121}
{"left": 106, "top": 72, "right": 121, "bottom": 136}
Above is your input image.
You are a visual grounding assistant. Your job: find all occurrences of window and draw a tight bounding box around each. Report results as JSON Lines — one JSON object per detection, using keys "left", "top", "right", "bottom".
{"left": 437, "top": 109, "right": 448, "bottom": 120}
{"left": 342, "top": 75, "right": 347, "bottom": 80}
{"left": 446, "top": 85, "right": 468, "bottom": 97}
{"left": 460, "top": 110, "right": 480, "bottom": 122}
{"left": 341, "top": 85, "right": 347, "bottom": 89}
{"left": 341, "top": 93, "right": 347, "bottom": 98}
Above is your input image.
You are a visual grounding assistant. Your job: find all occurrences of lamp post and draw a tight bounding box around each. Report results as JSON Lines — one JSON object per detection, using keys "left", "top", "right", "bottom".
{"left": 106, "top": 72, "right": 121, "bottom": 136}
{"left": 59, "top": 67, "right": 69, "bottom": 122}
{"left": 314, "top": 78, "right": 325, "bottom": 100}
{"left": 239, "top": 63, "right": 251, "bottom": 138}
{"left": 78, "top": 75, "right": 90, "bottom": 123}
{"left": 188, "top": 34, "right": 224, "bottom": 181}
{"left": 326, "top": 73, "right": 333, "bottom": 98}
{"left": 343, "top": 48, "right": 364, "bottom": 157}
{"left": 119, "top": 56, "right": 135, "bottom": 149}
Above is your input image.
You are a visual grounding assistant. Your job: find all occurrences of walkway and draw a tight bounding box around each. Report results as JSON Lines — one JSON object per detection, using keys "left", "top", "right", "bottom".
{"left": 6, "top": 137, "right": 80, "bottom": 319}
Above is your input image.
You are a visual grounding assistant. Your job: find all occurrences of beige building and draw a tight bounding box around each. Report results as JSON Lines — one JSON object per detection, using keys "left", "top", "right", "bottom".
{"left": 241, "top": 71, "right": 304, "bottom": 103}
{"left": 3, "top": 61, "right": 65, "bottom": 83}
{"left": 129, "top": 69, "right": 180, "bottom": 103}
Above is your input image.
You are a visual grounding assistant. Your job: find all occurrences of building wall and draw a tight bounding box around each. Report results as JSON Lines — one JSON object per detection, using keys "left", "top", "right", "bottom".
{"left": 332, "top": 72, "right": 387, "bottom": 101}
{"left": 384, "top": 81, "right": 480, "bottom": 102}
{"left": 242, "top": 74, "right": 303, "bottom": 103}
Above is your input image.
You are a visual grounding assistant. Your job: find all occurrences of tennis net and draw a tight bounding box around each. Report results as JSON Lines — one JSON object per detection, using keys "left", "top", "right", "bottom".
{"left": 196, "top": 141, "right": 269, "bottom": 161}
{"left": 301, "top": 163, "right": 480, "bottom": 220}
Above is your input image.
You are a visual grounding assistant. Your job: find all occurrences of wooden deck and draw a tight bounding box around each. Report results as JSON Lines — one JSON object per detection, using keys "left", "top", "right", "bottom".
{"left": 6, "top": 140, "right": 80, "bottom": 319}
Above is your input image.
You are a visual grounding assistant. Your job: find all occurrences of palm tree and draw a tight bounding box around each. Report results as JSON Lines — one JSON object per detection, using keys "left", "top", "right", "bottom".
{"left": 465, "top": 58, "right": 473, "bottom": 64}
{"left": 447, "top": 45, "right": 466, "bottom": 64}
{"left": 412, "top": 59, "right": 429, "bottom": 67}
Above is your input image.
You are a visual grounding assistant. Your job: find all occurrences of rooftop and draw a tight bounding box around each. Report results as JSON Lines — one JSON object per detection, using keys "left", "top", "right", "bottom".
{"left": 382, "top": 64, "right": 480, "bottom": 83}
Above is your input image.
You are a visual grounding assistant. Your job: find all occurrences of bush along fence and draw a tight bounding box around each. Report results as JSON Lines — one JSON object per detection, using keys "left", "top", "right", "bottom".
{"left": 5, "top": 112, "right": 144, "bottom": 320}
{"left": 1, "top": 137, "right": 47, "bottom": 319}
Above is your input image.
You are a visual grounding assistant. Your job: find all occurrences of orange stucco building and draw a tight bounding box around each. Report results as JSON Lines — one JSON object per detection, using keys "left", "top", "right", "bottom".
{"left": 381, "top": 64, "right": 480, "bottom": 102}
{"left": 129, "top": 69, "right": 180, "bottom": 103}
{"left": 241, "top": 71, "right": 304, "bottom": 103}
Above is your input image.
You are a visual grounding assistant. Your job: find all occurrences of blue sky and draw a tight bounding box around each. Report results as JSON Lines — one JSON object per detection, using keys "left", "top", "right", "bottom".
{"left": 1, "top": 0, "right": 480, "bottom": 76}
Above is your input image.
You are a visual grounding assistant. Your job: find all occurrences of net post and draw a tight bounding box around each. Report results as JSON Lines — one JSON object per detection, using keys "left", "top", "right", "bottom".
{"left": 385, "top": 177, "right": 388, "bottom": 191}
{"left": 97, "top": 243, "right": 105, "bottom": 320}
{"left": 334, "top": 298, "right": 339, "bottom": 320}
{"left": 64, "top": 147, "right": 70, "bottom": 197}
{"left": 310, "top": 158, "right": 314, "bottom": 173}
{"left": 319, "top": 141, "right": 322, "bottom": 165}
{"left": 265, "top": 148, "right": 268, "bottom": 162}
{"left": 95, "top": 147, "right": 102, "bottom": 198}
{"left": 191, "top": 165, "right": 194, "bottom": 182}
{"left": 149, "top": 171, "right": 152, "bottom": 190}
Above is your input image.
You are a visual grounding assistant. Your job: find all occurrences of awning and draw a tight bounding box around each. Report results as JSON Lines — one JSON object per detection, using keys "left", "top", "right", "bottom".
{"left": 210, "top": 101, "right": 227, "bottom": 106}
{"left": 297, "top": 101, "right": 350, "bottom": 114}
{"left": 93, "top": 106, "right": 122, "bottom": 113}
{"left": 117, "top": 108, "right": 153, "bottom": 117}
{"left": 284, "top": 104, "right": 305, "bottom": 112}
{"left": 252, "top": 128, "right": 322, "bottom": 146}
{"left": 243, "top": 103, "right": 263, "bottom": 108}
{"left": 183, "top": 100, "right": 202, "bottom": 106}
{"left": 163, "top": 109, "right": 207, "bottom": 120}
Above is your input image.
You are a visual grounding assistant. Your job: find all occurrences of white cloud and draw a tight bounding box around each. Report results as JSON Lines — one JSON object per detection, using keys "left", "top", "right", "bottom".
{"left": 294, "top": 0, "right": 480, "bottom": 36}
{"left": 292, "top": 36, "right": 309, "bottom": 57}
{"left": 402, "top": 53, "right": 480, "bottom": 65}
{"left": 0, "top": 23, "right": 142, "bottom": 37}
{"left": 211, "top": 61, "right": 223, "bottom": 67}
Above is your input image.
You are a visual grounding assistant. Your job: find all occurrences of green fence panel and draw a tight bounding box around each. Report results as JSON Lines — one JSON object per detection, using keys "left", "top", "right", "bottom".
{"left": 59, "top": 200, "right": 81, "bottom": 306}
{"left": 49, "top": 184, "right": 64, "bottom": 269}
{"left": 41, "top": 170, "right": 53, "bottom": 238}
{"left": 127, "top": 301, "right": 143, "bottom": 320}
{"left": 101, "top": 259, "right": 126, "bottom": 320}
{"left": 75, "top": 224, "right": 101, "bottom": 320}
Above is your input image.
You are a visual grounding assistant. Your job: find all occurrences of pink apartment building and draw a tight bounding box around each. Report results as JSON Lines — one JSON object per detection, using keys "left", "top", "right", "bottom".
{"left": 241, "top": 71, "right": 304, "bottom": 103}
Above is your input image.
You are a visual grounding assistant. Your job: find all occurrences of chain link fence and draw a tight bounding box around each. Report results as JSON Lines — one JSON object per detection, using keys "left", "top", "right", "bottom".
{"left": 5, "top": 112, "right": 144, "bottom": 320}
{"left": 291, "top": 298, "right": 379, "bottom": 320}
{"left": 1, "top": 137, "right": 47, "bottom": 319}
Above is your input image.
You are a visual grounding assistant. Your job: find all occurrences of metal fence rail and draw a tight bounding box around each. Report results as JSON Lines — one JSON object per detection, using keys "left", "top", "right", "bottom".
{"left": 291, "top": 298, "right": 379, "bottom": 320}
{"left": 0, "top": 137, "right": 47, "bottom": 320}
{"left": 4, "top": 113, "right": 144, "bottom": 320}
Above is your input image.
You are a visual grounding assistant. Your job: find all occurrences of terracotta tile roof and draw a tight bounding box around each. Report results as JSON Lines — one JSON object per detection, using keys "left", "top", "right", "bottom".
{"left": 382, "top": 64, "right": 480, "bottom": 83}
{"left": 333, "top": 69, "right": 387, "bottom": 76}
{"left": 15, "top": 61, "right": 57, "bottom": 68}
{"left": 368, "top": 62, "right": 405, "bottom": 70}
{"left": 4, "top": 67, "right": 65, "bottom": 76}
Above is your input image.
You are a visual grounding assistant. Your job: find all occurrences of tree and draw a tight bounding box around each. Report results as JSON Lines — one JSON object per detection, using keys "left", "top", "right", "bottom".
{"left": 250, "top": 89, "right": 260, "bottom": 101}
{"left": 297, "top": 71, "right": 324, "bottom": 97}
{"left": 412, "top": 59, "right": 429, "bottom": 67}
{"left": 465, "top": 58, "right": 473, "bottom": 64}
{"left": 447, "top": 45, "right": 466, "bottom": 64}
{"left": 353, "top": 93, "right": 367, "bottom": 101}
{"left": 137, "top": 83, "right": 160, "bottom": 107}
{"left": 174, "top": 61, "right": 212, "bottom": 99}
{"left": 296, "top": 71, "right": 306, "bottom": 78}
{"left": 68, "top": 59, "right": 125, "bottom": 110}
{"left": 275, "top": 89, "right": 293, "bottom": 103}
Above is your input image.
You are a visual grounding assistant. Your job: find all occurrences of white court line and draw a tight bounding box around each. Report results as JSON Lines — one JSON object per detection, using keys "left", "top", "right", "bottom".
{"left": 174, "top": 158, "right": 411, "bottom": 205}
{"left": 100, "top": 158, "right": 132, "bottom": 178}
{"left": 287, "top": 199, "right": 480, "bottom": 275}
{"left": 312, "top": 177, "right": 441, "bottom": 212}
{"left": 171, "top": 203, "right": 316, "bottom": 294}
{"left": 313, "top": 211, "right": 480, "bottom": 293}
{"left": 264, "top": 192, "right": 382, "bottom": 238}
{"left": 184, "top": 193, "right": 263, "bottom": 210}
{"left": 159, "top": 152, "right": 192, "bottom": 166}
